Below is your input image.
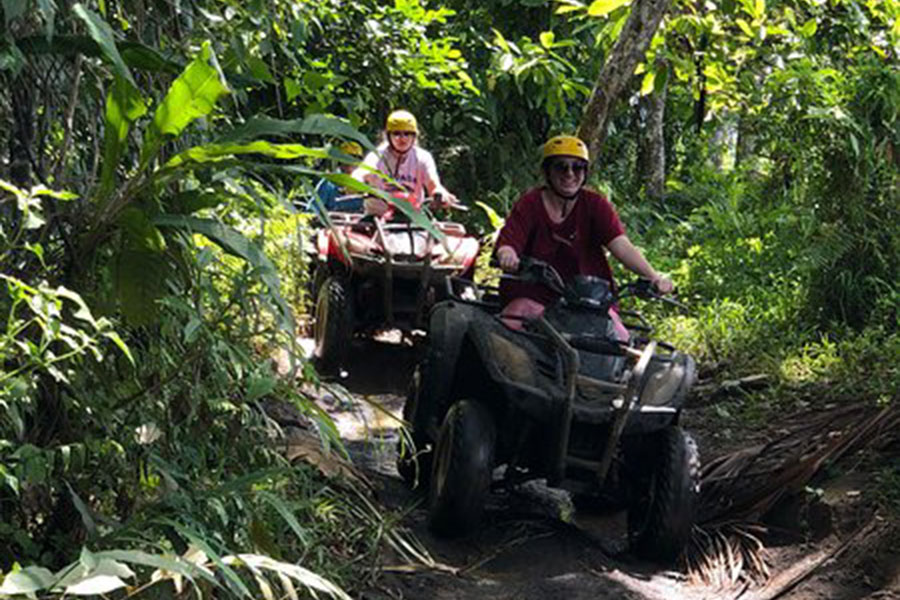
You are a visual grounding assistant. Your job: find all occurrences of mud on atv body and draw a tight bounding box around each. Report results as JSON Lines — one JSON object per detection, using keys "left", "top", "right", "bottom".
{"left": 399, "top": 261, "right": 700, "bottom": 562}
{"left": 310, "top": 205, "right": 478, "bottom": 373}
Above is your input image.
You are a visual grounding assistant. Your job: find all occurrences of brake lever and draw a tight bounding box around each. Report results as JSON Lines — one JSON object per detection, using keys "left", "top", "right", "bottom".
{"left": 429, "top": 192, "right": 468, "bottom": 212}
{"left": 627, "top": 279, "right": 690, "bottom": 312}
{"left": 656, "top": 294, "right": 689, "bottom": 312}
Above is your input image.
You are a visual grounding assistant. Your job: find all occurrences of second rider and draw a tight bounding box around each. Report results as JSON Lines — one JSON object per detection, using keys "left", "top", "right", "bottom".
{"left": 351, "top": 109, "right": 458, "bottom": 217}
{"left": 495, "top": 135, "right": 674, "bottom": 338}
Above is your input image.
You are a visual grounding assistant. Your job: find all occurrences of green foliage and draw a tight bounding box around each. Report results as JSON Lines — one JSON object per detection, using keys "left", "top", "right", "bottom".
{"left": 1, "top": 0, "right": 898, "bottom": 593}
{"left": 1, "top": 183, "right": 133, "bottom": 432}
{"left": 799, "top": 61, "right": 899, "bottom": 329}
{"left": 0, "top": 176, "right": 388, "bottom": 594}
{"left": 488, "top": 28, "right": 591, "bottom": 121}
{"left": 141, "top": 40, "right": 230, "bottom": 166}
{"left": 779, "top": 328, "right": 899, "bottom": 404}
{"left": 0, "top": 2, "right": 436, "bottom": 594}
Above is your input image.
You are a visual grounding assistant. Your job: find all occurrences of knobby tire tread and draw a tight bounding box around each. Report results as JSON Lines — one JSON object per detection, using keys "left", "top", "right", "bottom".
{"left": 428, "top": 401, "right": 495, "bottom": 537}
{"left": 631, "top": 426, "right": 700, "bottom": 562}
{"left": 315, "top": 277, "right": 352, "bottom": 374}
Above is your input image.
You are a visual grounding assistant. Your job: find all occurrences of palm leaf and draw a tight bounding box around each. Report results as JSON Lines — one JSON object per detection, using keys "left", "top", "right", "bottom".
{"left": 141, "top": 40, "right": 230, "bottom": 167}
{"left": 222, "top": 553, "right": 351, "bottom": 600}
{"left": 153, "top": 215, "right": 293, "bottom": 330}
{"left": 218, "top": 114, "right": 373, "bottom": 152}
{"left": 689, "top": 402, "right": 900, "bottom": 589}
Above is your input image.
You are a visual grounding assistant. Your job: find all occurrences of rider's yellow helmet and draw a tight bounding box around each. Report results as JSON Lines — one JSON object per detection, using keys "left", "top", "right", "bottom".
{"left": 338, "top": 141, "right": 363, "bottom": 158}
{"left": 542, "top": 135, "right": 589, "bottom": 162}
{"left": 386, "top": 110, "right": 419, "bottom": 134}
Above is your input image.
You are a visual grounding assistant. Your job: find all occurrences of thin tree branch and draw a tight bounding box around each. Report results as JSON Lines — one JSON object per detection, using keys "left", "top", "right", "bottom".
{"left": 53, "top": 53, "right": 85, "bottom": 184}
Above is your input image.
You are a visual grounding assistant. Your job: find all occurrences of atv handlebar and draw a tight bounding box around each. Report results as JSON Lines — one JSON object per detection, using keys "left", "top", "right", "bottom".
{"left": 618, "top": 279, "right": 689, "bottom": 311}
{"left": 517, "top": 257, "right": 568, "bottom": 295}
{"left": 363, "top": 193, "right": 469, "bottom": 218}
{"left": 428, "top": 192, "right": 469, "bottom": 212}
{"left": 508, "top": 257, "right": 688, "bottom": 312}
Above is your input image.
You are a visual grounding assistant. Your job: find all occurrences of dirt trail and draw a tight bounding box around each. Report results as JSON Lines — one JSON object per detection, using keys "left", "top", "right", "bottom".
{"left": 304, "top": 334, "right": 900, "bottom": 600}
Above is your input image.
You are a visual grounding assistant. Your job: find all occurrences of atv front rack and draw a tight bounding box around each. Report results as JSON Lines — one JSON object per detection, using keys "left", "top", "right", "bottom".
{"left": 533, "top": 317, "right": 675, "bottom": 488}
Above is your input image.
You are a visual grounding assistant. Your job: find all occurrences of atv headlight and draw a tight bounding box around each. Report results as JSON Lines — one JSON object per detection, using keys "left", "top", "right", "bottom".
{"left": 640, "top": 359, "right": 685, "bottom": 406}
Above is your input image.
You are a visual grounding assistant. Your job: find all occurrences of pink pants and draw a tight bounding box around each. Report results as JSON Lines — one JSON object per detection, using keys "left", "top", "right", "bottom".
{"left": 500, "top": 298, "right": 629, "bottom": 342}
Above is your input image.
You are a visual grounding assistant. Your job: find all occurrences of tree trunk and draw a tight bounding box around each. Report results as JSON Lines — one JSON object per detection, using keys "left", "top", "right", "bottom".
{"left": 694, "top": 47, "right": 706, "bottom": 134}
{"left": 9, "top": 76, "right": 35, "bottom": 187}
{"left": 709, "top": 116, "right": 738, "bottom": 171}
{"left": 644, "top": 73, "right": 667, "bottom": 201}
{"left": 576, "top": 0, "right": 672, "bottom": 162}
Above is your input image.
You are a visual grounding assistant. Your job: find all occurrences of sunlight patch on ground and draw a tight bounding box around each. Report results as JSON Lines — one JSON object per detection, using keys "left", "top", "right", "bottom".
{"left": 604, "top": 568, "right": 700, "bottom": 600}
{"left": 325, "top": 391, "right": 403, "bottom": 442}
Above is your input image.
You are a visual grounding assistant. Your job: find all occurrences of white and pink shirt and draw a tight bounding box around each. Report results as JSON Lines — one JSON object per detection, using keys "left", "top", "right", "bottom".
{"left": 351, "top": 143, "right": 447, "bottom": 205}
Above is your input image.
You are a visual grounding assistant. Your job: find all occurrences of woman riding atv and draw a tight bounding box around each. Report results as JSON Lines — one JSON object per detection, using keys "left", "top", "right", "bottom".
{"left": 399, "top": 137, "right": 700, "bottom": 559}
{"left": 351, "top": 109, "right": 458, "bottom": 216}
{"left": 496, "top": 135, "right": 674, "bottom": 337}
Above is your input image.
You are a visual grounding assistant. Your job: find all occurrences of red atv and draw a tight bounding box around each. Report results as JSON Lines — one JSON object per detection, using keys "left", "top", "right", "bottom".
{"left": 310, "top": 194, "right": 479, "bottom": 373}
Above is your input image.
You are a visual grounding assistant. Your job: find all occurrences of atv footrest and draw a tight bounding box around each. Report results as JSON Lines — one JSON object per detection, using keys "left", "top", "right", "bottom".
{"left": 565, "top": 455, "right": 601, "bottom": 473}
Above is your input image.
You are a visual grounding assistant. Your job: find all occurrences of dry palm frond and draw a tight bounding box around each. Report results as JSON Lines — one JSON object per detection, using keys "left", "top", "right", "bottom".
{"left": 344, "top": 486, "right": 459, "bottom": 575}
{"left": 700, "top": 403, "right": 899, "bottom": 526}
{"left": 737, "top": 516, "right": 878, "bottom": 600}
{"left": 687, "top": 523, "right": 770, "bottom": 589}
{"left": 688, "top": 402, "right": 899, "bottom": 592}
{"left": 282, "top": 426, "right": 374, "bottom": 489}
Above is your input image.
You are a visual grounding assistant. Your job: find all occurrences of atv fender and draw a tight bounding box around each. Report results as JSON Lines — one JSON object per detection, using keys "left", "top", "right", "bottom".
{"left": 418, "top": 302, "right": 479, "bottom": 435}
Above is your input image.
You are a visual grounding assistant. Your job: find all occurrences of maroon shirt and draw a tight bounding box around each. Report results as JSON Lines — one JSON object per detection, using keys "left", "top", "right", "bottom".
{"left": 497, "top": 186, "right": 625, "bottom": 306}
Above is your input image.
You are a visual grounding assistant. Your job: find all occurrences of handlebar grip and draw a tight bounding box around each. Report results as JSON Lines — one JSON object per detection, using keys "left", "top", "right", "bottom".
{"left": 633, "top": 278, "right": 654, "bottom": 298}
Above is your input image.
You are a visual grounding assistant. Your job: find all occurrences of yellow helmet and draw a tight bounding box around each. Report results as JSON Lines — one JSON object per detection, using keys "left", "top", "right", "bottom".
{"left": 542, "top": 135, "right": 589, "bottom": 162}
{"left": 338, "top": 141, "right": 363, "bottom": 157}
{"left": 386, "top": 110, "right": 419, "bottom": 134}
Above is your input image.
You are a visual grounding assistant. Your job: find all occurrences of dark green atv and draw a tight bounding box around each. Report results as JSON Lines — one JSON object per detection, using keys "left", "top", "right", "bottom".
{"left": 398, "top": 258, "right": 700, "bottom": 562}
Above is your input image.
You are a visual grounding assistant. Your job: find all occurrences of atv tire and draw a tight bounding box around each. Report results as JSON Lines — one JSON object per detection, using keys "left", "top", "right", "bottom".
{"left": 313, "top": 276, "right": 353, "bottom": 374}
{"left": 309, "top": 265, "right": 329, "bottom": 309}
{"left": 627, "top": 426, "right": 700, "bottom": 562}
{"left": 396, "top": 362, "right": 433, "bottom": 489}
{"left": 428, "top": 400, "right": 495, "bottom": 537}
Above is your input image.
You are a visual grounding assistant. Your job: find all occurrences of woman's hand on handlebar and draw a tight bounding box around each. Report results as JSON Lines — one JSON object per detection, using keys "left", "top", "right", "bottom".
{"left": 496, "top": 245, "right": 520, "bottom": 272}
{"left": 650, "top": 274, "right": 674, "bottom": 294}
{"left": 432, "top": 191, "right": 467, "bottom": 211}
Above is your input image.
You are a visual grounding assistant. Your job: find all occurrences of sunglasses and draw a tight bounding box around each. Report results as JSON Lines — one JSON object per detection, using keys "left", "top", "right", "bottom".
{"left": 550, "top": 161, "right": 588, "bottom": 175}
{"left": 390, "top": 131, "right": 416, "bottom": 138}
